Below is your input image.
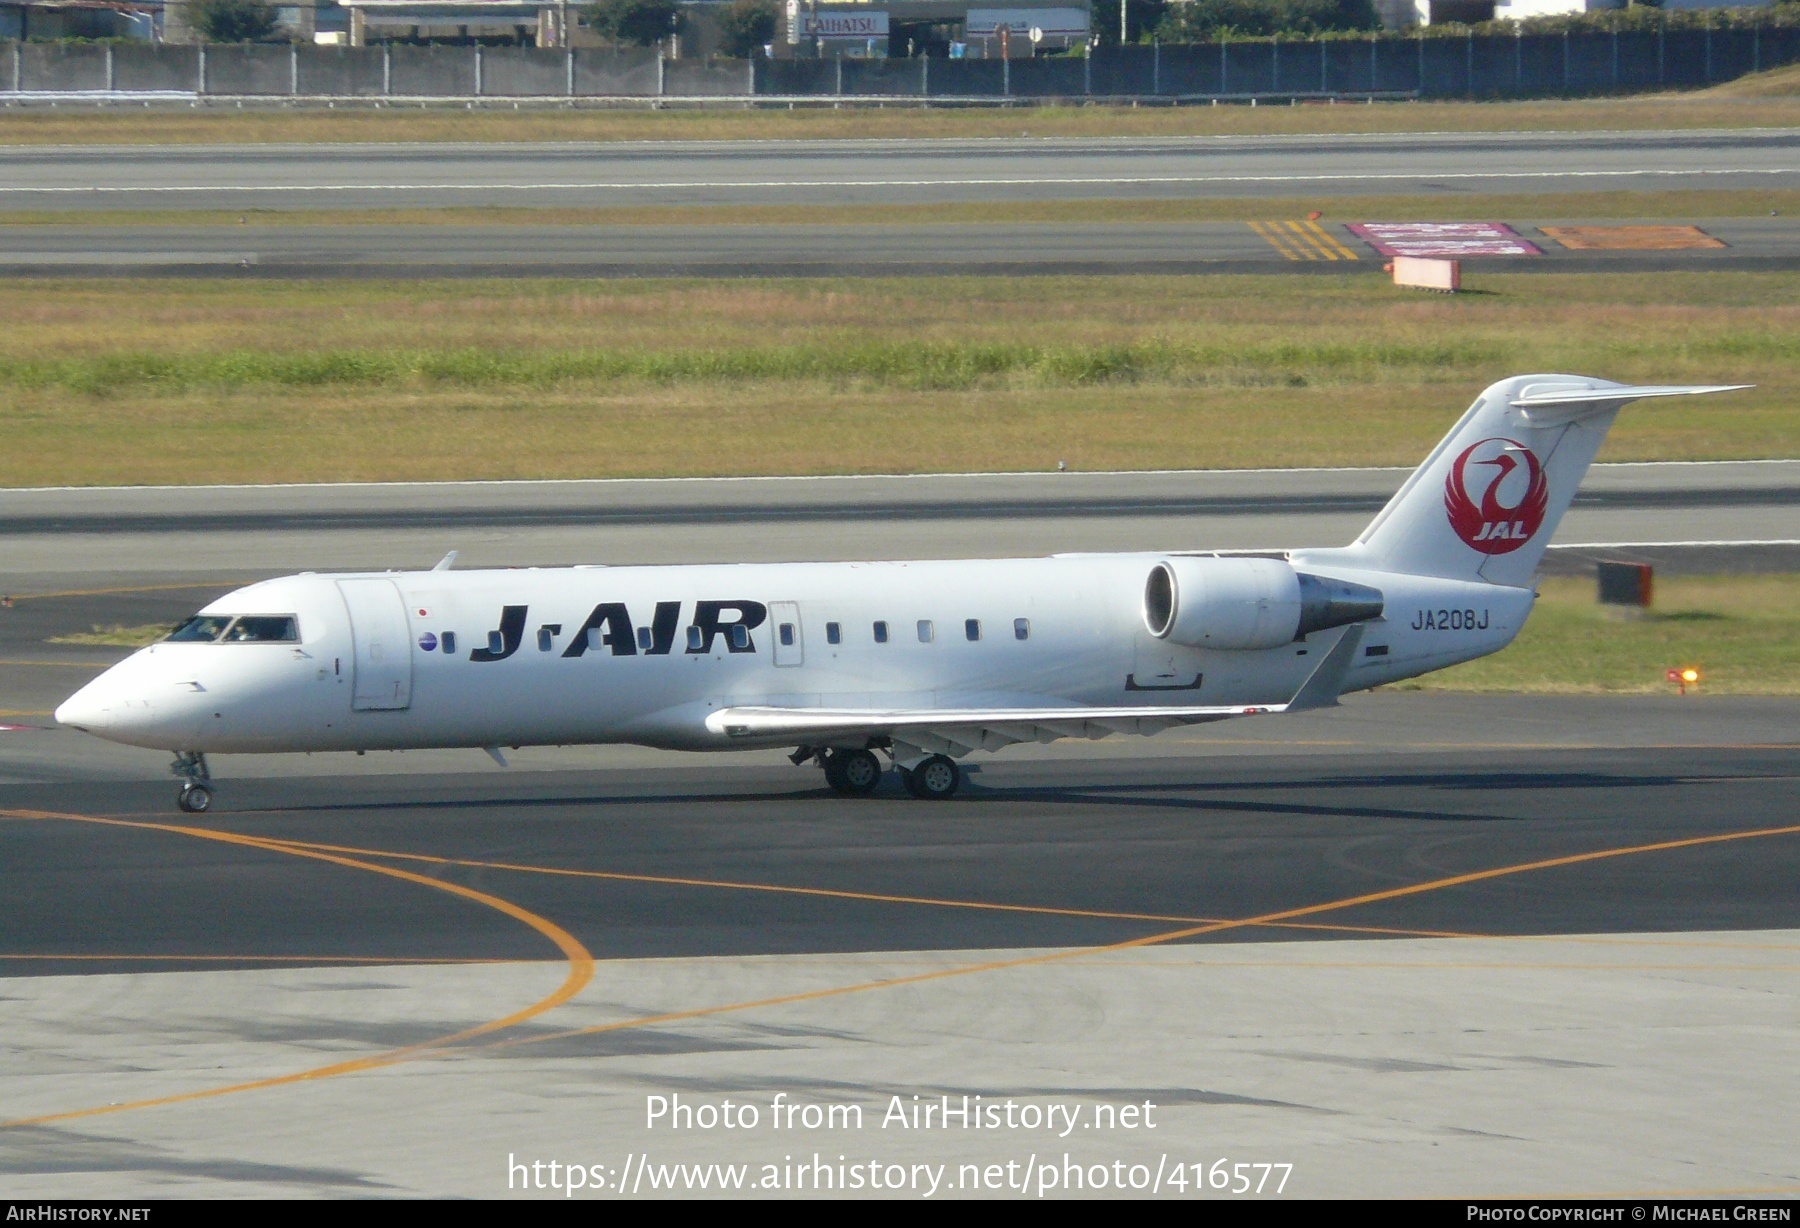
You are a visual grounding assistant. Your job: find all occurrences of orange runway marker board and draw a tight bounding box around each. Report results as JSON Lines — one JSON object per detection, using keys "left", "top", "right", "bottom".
{"left": 1539, "top": 225, "right": 1726, "bottom": 251}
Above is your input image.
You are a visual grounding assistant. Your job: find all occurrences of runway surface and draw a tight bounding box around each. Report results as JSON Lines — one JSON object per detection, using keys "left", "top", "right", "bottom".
{"left": 3, "top": 129, "right": 1796, "bottom": 212}
{"left": 2, "top": 698, "right": 1796, "bottom": 1196}
{"left": 5, "top": 706, "right": 1799, "bottom": 975}
{"left": 3, "top": 462, "right": 1795, "bottom": 584}
{"left": 3, "top": 216, "right": 1798, "bottom": 277}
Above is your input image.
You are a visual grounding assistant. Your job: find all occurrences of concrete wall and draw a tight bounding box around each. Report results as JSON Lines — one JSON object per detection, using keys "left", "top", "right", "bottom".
{"left": 115, "top": 45, "right": 206, "bottom": 92}
{"left": 4, "top": 24, "right": 1797, "bottom": 97}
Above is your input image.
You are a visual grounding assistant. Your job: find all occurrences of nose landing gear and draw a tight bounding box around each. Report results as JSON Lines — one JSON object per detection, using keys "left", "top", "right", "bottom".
{"left": 171, "top": 751, "right": 213, "bottom": 814}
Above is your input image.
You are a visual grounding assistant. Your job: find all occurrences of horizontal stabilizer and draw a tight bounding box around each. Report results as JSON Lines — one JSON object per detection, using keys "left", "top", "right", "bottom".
{"left": 1512, "top": 382, "right": 1751, "bottom": 426}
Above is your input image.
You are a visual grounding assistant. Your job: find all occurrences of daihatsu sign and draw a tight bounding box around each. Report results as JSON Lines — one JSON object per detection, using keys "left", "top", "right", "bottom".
{"left": 809, "top": 11, "right": 890, "bottom": 37}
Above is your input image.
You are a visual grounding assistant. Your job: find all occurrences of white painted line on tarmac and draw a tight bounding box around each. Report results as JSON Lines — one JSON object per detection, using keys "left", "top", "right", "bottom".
{"left": 1551, "top": 539, "right": 1800, "bottom": 549}
{"left": 9, "top": 460, "right": 1794, "bottom": 496}
{"left": 2, "top": 168, "right": 1796, "bottom": 194}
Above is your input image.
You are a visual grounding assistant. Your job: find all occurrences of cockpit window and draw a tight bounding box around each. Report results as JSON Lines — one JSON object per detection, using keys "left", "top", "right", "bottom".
{"left": 222, "top": 616, "right": 299, "bottom": 643}
{"left": 167, "top": 615, "right": 233, "bottom": 642}
{"left": 165, "top": 615, "right": 298, "bottom": 643}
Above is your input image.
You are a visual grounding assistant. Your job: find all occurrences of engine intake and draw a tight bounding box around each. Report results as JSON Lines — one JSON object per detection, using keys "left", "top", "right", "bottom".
{"left": 1144, "top": 558, "right": 1383, "bottom": 651}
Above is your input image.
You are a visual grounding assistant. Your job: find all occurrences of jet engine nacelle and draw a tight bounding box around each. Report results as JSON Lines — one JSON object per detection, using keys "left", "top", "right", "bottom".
{"left": 1143, "top": 557, "right": 1384, "bottom": 651}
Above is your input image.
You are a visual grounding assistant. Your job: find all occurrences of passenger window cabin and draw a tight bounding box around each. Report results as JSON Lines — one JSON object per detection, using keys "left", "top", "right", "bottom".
{"left": 1014, "top": 618, "right": 1030, "bottom": 641}
{"left": 965, "top": 619, "right": 981, "bottom": 641}
{"left": 873, "top": 621, "right": 889, "bottom": 644}
{"left": 826, "top": 622, "right": 841, "bottom": 645}
{"left": 917, "top": 620, "right": 934, "bottom": 643}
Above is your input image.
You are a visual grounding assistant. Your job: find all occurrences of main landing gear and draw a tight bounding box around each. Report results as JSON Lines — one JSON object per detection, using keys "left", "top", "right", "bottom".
{"left": 902, "top": 754, "right": 961, "bottom": 800}
{"left": 822, "top": 747, "right": 883, "bottom": 796}
{"left": 171, "top": 751, "right": 213, "bottom": 814}
{"left": 799, "top": 747, "right": 963, "bottom": 800}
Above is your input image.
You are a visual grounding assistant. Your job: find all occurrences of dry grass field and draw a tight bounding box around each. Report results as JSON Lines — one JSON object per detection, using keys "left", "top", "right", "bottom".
{"left": 0, "top": 270, "right": 1791, "bottom": 486}
{"left": 1412, "top": 574, "right": 1800, "bottom": 694}
{"left": 1, "top": 94, "right": 1797, "bottom": 147}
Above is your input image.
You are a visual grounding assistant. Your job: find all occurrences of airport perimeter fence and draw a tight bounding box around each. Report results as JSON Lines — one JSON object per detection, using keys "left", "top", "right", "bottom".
{"left": 5, "top": 26, "right": 1800, "bottom": 101}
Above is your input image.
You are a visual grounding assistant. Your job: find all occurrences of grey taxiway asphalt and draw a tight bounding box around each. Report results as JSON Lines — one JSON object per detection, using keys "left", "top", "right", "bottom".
{"left": 3, "top": 460, "right": 1796, "bottom": 580}
{"left": 6, "top": 129, "right": 1796, "bottom": 275}
{"left": 5, "top": 216, "right": 1800, "bottom": 277}
{"left": 5, "top": 130, "right": 1797, "bottom": 210}
{"left": 3, "top": 699, "right": 1796, "bottom": 1196}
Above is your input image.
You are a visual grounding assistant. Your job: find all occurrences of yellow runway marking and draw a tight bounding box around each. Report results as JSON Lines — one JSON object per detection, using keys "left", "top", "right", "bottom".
{"left": 480, "top": 821, "right": 1800, "bottom": 1057}
{"left": 0, "top": 808, "right": 595, "bottom": 1130}
{"left": 240, "top": 834, "right": 1800, "bottom": 950}
{"left": 1248, "top": 220, "right": 1306, "bottom": 260}
{"left": 0, "top": 954, "right": 530, "bottom": 965}
{"left": 1249, "top": 219, "right": 1359, "bottom": 261}
{"left": 0, "top": 660, "right": 116, "bottom": 669}
{"left": 255, "top": 834, "right": 1235, "bottom": 928}
{"left": 8, "top": 813, "right": 1798, "bottom": 1126}
{"left": 4, "top": 582, "right": 237, "bottom": 602}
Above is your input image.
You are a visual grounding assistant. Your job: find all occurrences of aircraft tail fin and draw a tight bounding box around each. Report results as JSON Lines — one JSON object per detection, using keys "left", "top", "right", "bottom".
{"left": 1346, "top": 376, "right": 1748, "bottom": 587}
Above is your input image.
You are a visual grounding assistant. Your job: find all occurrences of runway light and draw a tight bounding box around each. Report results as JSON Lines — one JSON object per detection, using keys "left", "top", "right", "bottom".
{"left": 1666, "top": 666, "right": 1701, "bottom": 695}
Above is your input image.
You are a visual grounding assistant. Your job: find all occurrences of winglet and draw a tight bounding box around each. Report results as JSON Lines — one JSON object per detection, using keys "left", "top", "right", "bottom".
{"left": 433, "top": 550, "right": 459, "bottom": 572}
{"left": 1286, "top": 624, "right": 1366, "bottom": 712}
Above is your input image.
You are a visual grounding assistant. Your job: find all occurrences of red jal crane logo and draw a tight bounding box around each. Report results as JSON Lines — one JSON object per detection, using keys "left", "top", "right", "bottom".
{"left": 1444, "top": 438, "right": 1549, "bottom": 555}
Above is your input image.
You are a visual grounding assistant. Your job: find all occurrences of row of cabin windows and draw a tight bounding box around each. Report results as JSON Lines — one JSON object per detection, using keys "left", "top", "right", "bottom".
{"left": 508, "top": 619, "right": 1034, "bottom": 656}
{"left": 812, "top": 617, "right": 1030, "bottom": 646}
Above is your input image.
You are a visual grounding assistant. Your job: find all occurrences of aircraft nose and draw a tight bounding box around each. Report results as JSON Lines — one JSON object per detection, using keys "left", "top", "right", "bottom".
{"left": 54, "top": 678, "right": 114, "bottom": 731}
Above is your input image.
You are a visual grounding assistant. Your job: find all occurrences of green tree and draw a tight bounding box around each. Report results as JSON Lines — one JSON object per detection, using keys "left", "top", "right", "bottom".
{"left": 1092, "top": 0, "right": 1170, "bottom": 45}
{"left": 716, "top": 0, "right": 778, "bottom": 57}
{"left": 584, "top": 0, "right": 686, "bottom": 46}
{"left": 189, "top": 0, "right": 280, "bottom": 42}
{"left": 1157, "top": 0, "right": 1379, "bottom": 40}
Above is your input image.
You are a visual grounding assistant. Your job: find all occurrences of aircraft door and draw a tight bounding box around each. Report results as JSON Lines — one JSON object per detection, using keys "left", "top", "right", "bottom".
{"left": 336, "top": 578, "right": 413, "bottom": 711}
{"left": 770, "top": 601, "right": 803, "bottom": 667}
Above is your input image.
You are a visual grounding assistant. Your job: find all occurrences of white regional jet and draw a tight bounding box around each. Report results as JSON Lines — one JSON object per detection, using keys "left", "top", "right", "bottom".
{"left": 56, "top": 375, "right": 1743, "bottom": 814}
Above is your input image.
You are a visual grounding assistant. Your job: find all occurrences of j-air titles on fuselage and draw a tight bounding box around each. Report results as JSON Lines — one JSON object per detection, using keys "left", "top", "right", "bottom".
{"left": 428, "top": 600, "right": 772, "bottom": 662}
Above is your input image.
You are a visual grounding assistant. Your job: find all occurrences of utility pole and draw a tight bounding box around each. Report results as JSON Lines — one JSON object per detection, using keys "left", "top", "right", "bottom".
{"left": 1119, "top": 0, "right": 1127, "bottom": 46}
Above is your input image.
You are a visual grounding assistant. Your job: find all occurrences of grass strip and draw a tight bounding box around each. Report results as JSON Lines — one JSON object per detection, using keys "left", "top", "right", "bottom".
{"left": 1411, "top": 574, "right": 1800, "bottom": 695}
{"left": 3, "top": 95, "right": 1798, "bottom": 146}
{"left": 1, "top": 271, "right": 1791, "bottom": 484}
{"left": 0, "top": 338, "right": 1523, "bottom": 396}
{"left": 47, "top": 625, "right": 170, "bottom": 648}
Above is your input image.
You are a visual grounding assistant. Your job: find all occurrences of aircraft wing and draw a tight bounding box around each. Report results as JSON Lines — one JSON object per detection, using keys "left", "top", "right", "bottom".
{"left": 707, "top": 626, "right": 1363, "bottom": 757}
{"left": 705, "top": 700, "right": 1281, "bottom": 756}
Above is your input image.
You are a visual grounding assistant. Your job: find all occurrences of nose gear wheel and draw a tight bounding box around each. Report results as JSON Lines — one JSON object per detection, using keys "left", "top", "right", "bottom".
{"left": 170, "top": 751, "right": 212, "bottom": 814}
